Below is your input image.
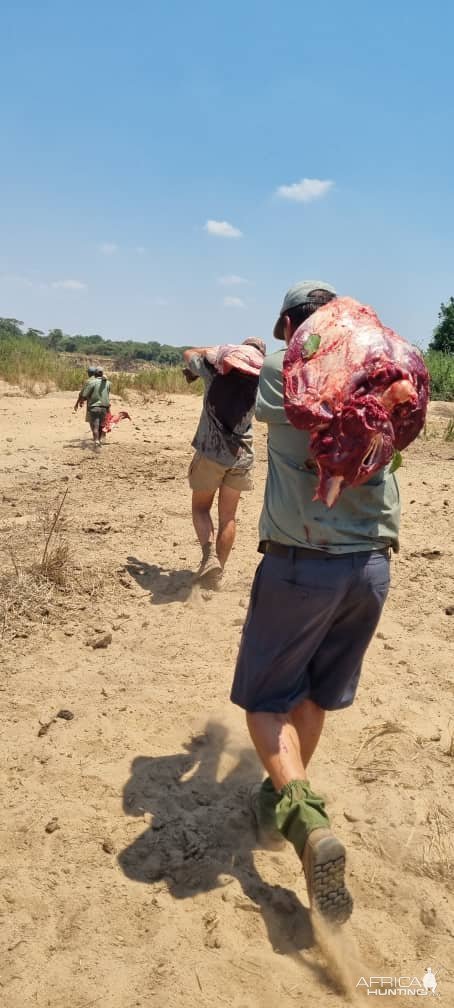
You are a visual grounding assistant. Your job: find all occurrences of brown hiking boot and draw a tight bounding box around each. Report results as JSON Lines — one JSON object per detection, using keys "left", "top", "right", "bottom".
{"left": 249, "top": 783, "right": 286, "bottom": 852}
{"left": 194, "top": 545, "right": 223, "bottom": 588}
{"left": 302, "top": 828, "right": 353, "bottom": 924}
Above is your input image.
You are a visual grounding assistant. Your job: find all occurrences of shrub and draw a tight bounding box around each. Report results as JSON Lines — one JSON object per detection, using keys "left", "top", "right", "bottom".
{"left": 0, "top": 334, "right": 202, "bottom": 397}
{"left": 425, "top": 351, "right": 454, "bottom": 402}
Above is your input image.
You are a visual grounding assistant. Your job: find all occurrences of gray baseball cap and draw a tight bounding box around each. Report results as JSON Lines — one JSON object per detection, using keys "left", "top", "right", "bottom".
{"left": 280, "top": 279, "right": 337, "bottom": 315}
{"left": 242, "top": 337, "right": 266, "bottom": 356}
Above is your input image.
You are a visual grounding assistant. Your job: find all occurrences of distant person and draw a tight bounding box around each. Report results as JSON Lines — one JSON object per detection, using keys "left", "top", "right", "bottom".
{"left": 74, "top": 366, "right": 111, "bottom": 448}
{"left": 183, "top": 338, "right": 266, "bottom": 587}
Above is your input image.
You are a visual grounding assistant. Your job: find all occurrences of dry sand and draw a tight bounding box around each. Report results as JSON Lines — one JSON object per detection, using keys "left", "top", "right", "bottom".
{"left": 0, "top": 385, "right": 453, "bottom": 1007}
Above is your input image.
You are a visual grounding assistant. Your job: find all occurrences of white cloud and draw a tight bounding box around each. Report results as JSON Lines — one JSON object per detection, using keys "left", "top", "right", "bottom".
{"left": 204, "top": 219, "right": 242, "bottom": 238}
{"left": 218, "top": 274, "right": 248, "bottom": 286}
{"left": 152, "top": 296, "right": 169, "bottom": 306}
{"left": 51, "top": 279, "right": 87, "bottom": 291}
{"left": 98, "top": 242, "right": 118, "bottom": 255}
{"left": 135, "top": 245, "right": 146, "bottom": 254}
{"left": 276, "top": 178, "right": 334, "bottom": 203}
{"left": 223, "top": 296, "right": 245, "bottom": 308}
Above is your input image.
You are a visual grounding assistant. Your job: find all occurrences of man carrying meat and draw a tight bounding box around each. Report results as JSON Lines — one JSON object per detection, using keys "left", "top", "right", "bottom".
{"left": 231, "top": 281, "right": 400, "bottom": 923}
{"left": 183, "top": 337, "right": 266, "bottom": 588}
{"left": 74, "top": 366, "right": 111, "bottom": 448}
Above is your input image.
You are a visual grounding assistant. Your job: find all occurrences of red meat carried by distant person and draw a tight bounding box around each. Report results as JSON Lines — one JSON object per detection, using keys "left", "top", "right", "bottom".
{"left": 283, "top": 296, "right": 429, "bottom": 507}
{"left": 101, "top": 410, "right": 131, "bottom": 434}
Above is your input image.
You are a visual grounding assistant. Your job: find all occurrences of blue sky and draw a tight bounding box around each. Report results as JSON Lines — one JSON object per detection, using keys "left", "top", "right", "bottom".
{"left": 1, "top": 0, "right": 453, "bottom": 349}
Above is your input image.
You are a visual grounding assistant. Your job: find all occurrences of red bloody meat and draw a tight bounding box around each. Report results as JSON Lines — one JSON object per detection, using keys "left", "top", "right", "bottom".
{"left": 283, "top": 297, "right": 429, "bottom": 507}
{"left": 101, "top": 410, "right": 131, "bottom": 434}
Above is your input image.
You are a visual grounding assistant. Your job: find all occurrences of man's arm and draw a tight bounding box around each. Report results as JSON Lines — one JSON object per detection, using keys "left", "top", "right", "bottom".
{"left": 74, "top": 379, "right": 93, "bottom": 412}
{"left": 183, "top": 347, "right": 211, "bottom": 363}
{"left": 182, "top": 348, "right": 215, "bottom": 380}
{"left": 73, "top": 386, "right": 86, "bottom": 411}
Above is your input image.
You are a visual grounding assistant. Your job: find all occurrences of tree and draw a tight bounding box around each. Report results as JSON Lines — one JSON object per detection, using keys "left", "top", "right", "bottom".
{"left": 0, "top": 315, "right": 187, "bottom": 365}
{"left": 430, "top": 297, "right": 454, "bottom": 353}
{"left": 0, "top": 318, "right": 24, "bottom": 338}
{"left": 46, "top": 328, "right": 65, "bottom": 350}
{"left": 61, "top": 338, "right": 78, "bottom": 352}
{"left": 157, "top": 345, "right": 182, "bottom": 365}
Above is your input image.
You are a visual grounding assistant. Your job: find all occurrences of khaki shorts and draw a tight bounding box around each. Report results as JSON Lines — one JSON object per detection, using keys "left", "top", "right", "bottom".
{"left": 188, "top": 451, "right": 253, "bottom": 493}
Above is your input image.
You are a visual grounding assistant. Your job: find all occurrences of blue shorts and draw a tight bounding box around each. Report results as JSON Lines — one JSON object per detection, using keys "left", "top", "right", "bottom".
{"left": 230, "top": 550, "right": 390, "bottom": 713}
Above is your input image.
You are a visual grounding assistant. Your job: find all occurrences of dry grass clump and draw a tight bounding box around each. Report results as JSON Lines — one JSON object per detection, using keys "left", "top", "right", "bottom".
{"left": 31, "top": 488, "right": 71, "bottom": 587}
{"left": 444, "top": 721, "right": 454, "bottom": 758}
{"left": 1, "top": 490, "right": 72, "bottom": 643}
{"left": 352, "top": 720, "right": 416, "bottom": 781}
{"left": 32, "top": 542, "right": 71, "bottom": 587}
{"left": 0, "top": 564, "right": 59, "bottom": 642}
{"left": 0, "top": 490, "right": 109, "bottom": 644}
{"left": 416, "top": 806, "right": 454, "bottom": 888}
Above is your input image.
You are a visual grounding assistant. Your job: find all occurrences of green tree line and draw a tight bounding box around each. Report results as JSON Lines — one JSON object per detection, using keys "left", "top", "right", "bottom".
{"left": 430, "top": 297, "right": 454, "bottom": 354}
{"left": 2, "top": 295, "right": 453, "bottom": 359}
{"left": 0, "top": 317, "right": 187, "bottom": 367}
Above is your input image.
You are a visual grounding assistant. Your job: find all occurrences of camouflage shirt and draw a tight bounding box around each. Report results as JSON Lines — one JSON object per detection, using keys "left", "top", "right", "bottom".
{"left": 187, "top": 354, "right": 258, "bottom": 470}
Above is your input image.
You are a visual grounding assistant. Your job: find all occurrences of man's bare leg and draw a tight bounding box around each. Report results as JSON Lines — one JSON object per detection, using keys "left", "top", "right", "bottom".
{"left": 246, "top": 710, "right": 307, "bottom": 790}
{"left": 246, "top": 699, "right": 324, "bottom": 791}
{"left": 217, "top": 484, "right": 241, "bottom": 570}
{"left": 246, "top": 703, "right": 352, "bottom": 922}
{"left": 192, "top": 490, "right": 215, "bottom": 547}
{"left": 191, "top": 490, "right": 222, "bottom": 582}
{"left": 292, "top": 699, "right": 326, "bottom": 770}
{"left": 91, "top": 416, "right": 101, "bottom": 448}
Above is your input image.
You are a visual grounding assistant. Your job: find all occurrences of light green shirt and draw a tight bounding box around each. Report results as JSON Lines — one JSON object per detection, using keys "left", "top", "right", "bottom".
{"left": 82, "top": 377, "right": 111, "bottom": 410}
{"left": 256, "top": 350, "right": 400, "bottom": 553}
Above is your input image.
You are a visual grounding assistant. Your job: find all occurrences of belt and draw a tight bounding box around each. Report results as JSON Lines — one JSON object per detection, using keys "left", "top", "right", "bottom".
{"left": 258, "top": 540, "right": 392, "bottom": 560}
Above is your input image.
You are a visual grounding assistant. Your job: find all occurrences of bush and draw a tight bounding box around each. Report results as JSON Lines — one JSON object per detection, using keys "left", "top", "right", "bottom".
{"left": 133, "top": 367, "right": 202, "bottom": 395}
{"left": 0, "top": 334, "right": 86, "bottom": 391}
{"left": 2, "top": 331, "right": 452, "bottom": 403}
{"left": 0, "top": 334, "right": 201, "bottom": 397}
{"left": 425, "top": 351, "right": 454, "bottom": 401}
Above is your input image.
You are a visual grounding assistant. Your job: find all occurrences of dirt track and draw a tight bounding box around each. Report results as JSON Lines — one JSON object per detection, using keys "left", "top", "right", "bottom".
{"left": 0, "top": 386, "right": 453, "bottom": 1006}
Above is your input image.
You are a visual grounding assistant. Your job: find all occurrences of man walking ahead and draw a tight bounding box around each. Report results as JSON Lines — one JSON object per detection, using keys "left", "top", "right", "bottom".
{"left": 74, "top": 366, "right": 111, "bottom": 448}
{"left": 231, "top": 281, "right": 400, "bottom": 923}
{"left": 183, "top": 338, "right": 266, "bottom": 587}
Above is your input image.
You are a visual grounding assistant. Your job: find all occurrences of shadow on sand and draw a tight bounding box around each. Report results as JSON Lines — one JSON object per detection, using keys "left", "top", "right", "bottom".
{"left": 125, "top": 555, "right": 194, "bottom": 605}
{"left": 118, "top": 719, "right": 318, "bottom": 958}
{"left": 63, "top": 438, "right": 99, "bottom": 452}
